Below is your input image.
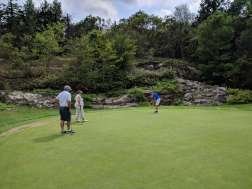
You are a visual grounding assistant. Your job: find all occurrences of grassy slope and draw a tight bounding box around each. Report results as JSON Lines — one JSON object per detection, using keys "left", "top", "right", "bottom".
{"left": 0, "top": 105, "right": 252, "bottom": 189}
{"left": 0, "top": 105, "right": 57, "bottom": 133}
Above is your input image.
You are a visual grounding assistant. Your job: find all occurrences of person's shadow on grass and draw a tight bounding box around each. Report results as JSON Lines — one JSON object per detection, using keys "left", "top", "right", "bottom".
{"left": 33, "top": 134, "right": 63, "bottom": 143}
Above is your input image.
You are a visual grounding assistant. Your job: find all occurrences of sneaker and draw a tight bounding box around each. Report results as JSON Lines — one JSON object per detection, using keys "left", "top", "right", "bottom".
{"left": 67, "top": 130, "right": 75, "bottom": 134}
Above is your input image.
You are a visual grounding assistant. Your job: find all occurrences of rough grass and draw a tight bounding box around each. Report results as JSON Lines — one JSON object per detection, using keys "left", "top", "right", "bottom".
{"left": 0, "top": 105, "right": 57, "bottom": 133}
{"left": 0, "top": 105, "right": 252, "bottom": 189}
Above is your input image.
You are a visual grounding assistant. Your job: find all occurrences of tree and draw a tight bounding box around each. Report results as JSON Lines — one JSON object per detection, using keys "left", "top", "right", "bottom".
{"left": 69, "top": 15, "right": 103, "bottom": 38}
{"left": 114, "top": 11, "right": 161, "bottom": 58}
{"left": 233, "top": 16, "right": 252, "bottom": 89}
{"left": 152, "top": 16, "right": 195, "bottom": 59}
{"left": 23, "top": 0, "right": 37, "bottom": 35}
{"left": 174, "top": 4, "right": 195, "bottom": 23}
{"left": 195, "top": 0, "right": 226, "bottom": 25}
{"left": 32, "top": 22, "right": 64, "bottom": 59}
{"left": 0, "top": 3, "right": 7, "bottom": 35}
{"left": 228, "top": 0, "right": 251, "bottom": 16}
{"left": 0, "top": 33, "right": 24, "bottom": 65}
{"left": 51, "top": 0, "right": 62, "bottom": 23}
{"left": 196, "top": 12, "right": 235, "bottom": 85}
{"left": 66, "top": 30, "right": 136, "bottom": 91}
{"left": 37, "top": 0, "right": 63, "bottom": 31}
{"left": 4, "top": 0, "right": 22, "bottom": 35}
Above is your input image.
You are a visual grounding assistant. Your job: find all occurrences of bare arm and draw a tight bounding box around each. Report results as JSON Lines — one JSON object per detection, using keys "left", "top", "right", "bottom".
{"left": 77, "top": 95, "right": 81, "bottom": 106}
{"left": 68, "top": 101, "right": 71, "bottom": 110}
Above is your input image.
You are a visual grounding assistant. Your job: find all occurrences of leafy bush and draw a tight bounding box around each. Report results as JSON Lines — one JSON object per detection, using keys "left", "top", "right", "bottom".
{"left": 153, "top": 80, "right": 180, "bottom": 94}
{"left": 227, "top": 89, "right": 252, "bottom": 104}
{"left": 82, "top": 94, "right": 97, "bottom": 108}
{"left": 128, "top": 69, "right": 159, "bottom": 87}
{"left": 128, "top": 88, "right": 147, "bottom": 102}
{"left": 128, "top": 68, "right": 174, "bottom": 87}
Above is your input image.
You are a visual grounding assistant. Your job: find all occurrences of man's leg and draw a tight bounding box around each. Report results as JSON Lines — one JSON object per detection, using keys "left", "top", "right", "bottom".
{"left": 76, "top": 108, "right": 79, "bottom": 122}
{"left": 67, "top": 121, "right": 71, "bottom": 130}
{"left": 81, "top": 107, "right": 86, "bottom": 122}
{"left": 60, "top": 120, "right": 65, "bottom": 133}
{"left": 155, "top": 99, "right": 160, "bottom": 113}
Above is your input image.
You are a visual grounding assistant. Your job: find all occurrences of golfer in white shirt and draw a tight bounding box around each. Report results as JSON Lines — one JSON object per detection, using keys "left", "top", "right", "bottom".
{"left": 56, "top": 85, "right": 74, "bottom": 134}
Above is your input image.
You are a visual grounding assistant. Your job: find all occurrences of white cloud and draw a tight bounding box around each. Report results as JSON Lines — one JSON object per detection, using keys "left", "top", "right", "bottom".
{"left": 62, "top": 0, "right": 118, "bottom": 20}
{"left": 1, "top": 0, "right": 201, "bottom": 20}
{"left": 156, "top": 9, "right": 173, "bottom": 18}
{"left": 42, "top": 0, "right": 118, "bottom": 21}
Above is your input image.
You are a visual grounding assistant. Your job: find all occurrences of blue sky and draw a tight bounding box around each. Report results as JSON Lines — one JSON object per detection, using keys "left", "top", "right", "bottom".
{"left": 2, "top": 0, "right": 201, "bottom": 21}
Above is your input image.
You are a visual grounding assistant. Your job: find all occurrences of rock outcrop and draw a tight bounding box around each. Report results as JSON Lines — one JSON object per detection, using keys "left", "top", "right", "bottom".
{"left": 91, "top": 95, "right": 138, "bottom": 109}
{"left": 0, "top": 91, "right": 56, "bottom": 108}
{"left": 0, "top": 79, "right": 228, "bottom": 108}
{"left": 177, "top": 78, "right": 227, "bottom": 105}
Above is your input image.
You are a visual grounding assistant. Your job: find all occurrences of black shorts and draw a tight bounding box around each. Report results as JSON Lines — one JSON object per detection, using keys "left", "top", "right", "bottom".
{"left": 59, "top": 107, "right": 71, "bottom": 121}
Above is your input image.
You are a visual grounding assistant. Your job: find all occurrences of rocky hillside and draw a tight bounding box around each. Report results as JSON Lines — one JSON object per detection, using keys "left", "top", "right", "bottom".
{"left": 0, "top": 78, "right": 227, "bottom": 108}
{"left": 0, "top": 57, "right": 230, "bottom": 108}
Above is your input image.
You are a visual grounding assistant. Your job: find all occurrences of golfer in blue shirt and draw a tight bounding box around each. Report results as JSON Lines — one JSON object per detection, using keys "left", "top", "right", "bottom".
{"left": 151, "top": 92, "right": 161, "bottom": 113}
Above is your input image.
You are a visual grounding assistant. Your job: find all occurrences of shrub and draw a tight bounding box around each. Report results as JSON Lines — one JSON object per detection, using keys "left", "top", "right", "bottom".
{"left": 82, "top": 94, "right": 97, "bottom": 108}
{"left": 153, "top": 80, "right": 180, "bottom": 94}
{"left": 227, "top": 89, "right": 252, "bottom": 104}
{"left": 127, "top": 68, "right": 174, "bottom": 87}
{"left": 128, "top": 88, "right": 147, "bottom": 102}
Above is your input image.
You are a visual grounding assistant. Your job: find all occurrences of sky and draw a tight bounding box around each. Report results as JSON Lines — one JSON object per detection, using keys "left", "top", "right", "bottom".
{"left": 2, "top": 0, "right": 201, "bottom": 21}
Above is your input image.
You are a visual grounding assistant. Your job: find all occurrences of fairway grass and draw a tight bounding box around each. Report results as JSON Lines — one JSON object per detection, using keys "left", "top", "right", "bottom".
{"left": 0, "top": 106, "right": 252, "bottom": 189}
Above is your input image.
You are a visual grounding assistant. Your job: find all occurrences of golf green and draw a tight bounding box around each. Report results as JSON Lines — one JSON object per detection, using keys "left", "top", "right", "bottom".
{"left": 0, "top": 106, "right": 252, "bottom": 189}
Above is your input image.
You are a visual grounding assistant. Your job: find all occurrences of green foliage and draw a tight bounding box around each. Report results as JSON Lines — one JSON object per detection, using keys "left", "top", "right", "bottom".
{"left": 0, "top": 0, "right": 252, "bottom": 92}
{"left": 111, "top": 33, "right": 136, "bottom": 71}
{"left": 128, "top": 68, "right": 175, "bottom": 88}
{"left": 81, "top": 94, "right": 96, "bottom": 108}
{"left": 153, "top": 80, "right": 180, "bottom": 94}
{"left": 196, "top": 12, "right": 235, "bottom": 84}
{"left": 23, "top": 0, "right": 37, "bottom": 35}
{"left": 0, "top": 33, "right": 25, "bottom": 65}
{"left": 227, "top": 88, "right": 252, "bottom": 104}
{"left": 128, "top": 69, "right": 160, "bottom": 87}
{"left": 128, "top": 88, "right": 147, "bottom": 102}
{"left": 32, "top": 22, "right": 64, "bottom": 59}
{"left": 195, "top": 0, "right": 226, "bottom": 24}
{"left": 66, "top": 30, "right": 136, "bottom": 92}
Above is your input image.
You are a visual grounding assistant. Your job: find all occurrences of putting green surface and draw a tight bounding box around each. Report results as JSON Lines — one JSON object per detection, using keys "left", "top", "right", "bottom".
{"left": 0, "top": 106, "right": 252, "bottom": 189}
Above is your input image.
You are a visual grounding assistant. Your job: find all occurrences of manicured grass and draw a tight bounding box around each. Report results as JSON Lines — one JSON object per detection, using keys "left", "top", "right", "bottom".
{"left": 0, "top": 105, "right": 57, "bottom": 133}
{"left": 0, "top": 105, "right": 252, "bottom": 189}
